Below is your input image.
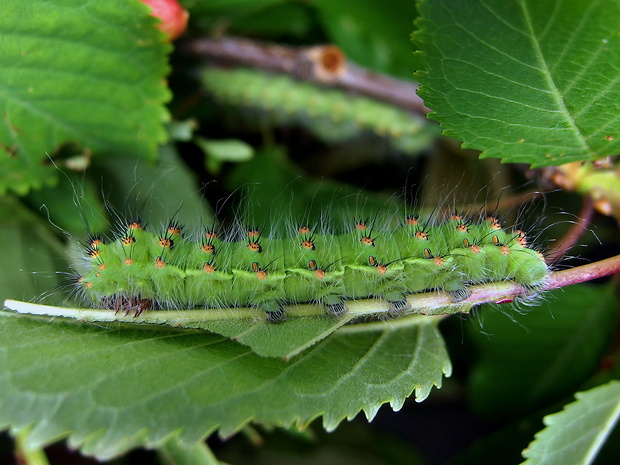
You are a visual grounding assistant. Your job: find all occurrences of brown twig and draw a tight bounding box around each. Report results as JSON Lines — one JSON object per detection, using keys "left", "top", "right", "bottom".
{"left": 545, "top": 254, "right": 620, "bottom": 290}
{"left": 180, "top": 36, "right": 429, "bottom": 115}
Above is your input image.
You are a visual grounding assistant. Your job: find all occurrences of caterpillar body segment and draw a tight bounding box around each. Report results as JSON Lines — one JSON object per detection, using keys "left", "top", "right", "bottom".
{"left": 75, "top": 214, "right": 549, "bottom": 318}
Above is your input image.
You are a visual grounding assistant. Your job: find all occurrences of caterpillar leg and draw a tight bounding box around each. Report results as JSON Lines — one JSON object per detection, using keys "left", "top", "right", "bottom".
{"left": 448, "top": 287, "right": 472, "bottom": 303}
{"left": 101, "top": 295, "right": 152, "bottom": 317}
{"left": 262, "top": 301, "right": 286, "bottom": 323}
{"left": 388, "top": 299, "right": 411, "bottom": 313}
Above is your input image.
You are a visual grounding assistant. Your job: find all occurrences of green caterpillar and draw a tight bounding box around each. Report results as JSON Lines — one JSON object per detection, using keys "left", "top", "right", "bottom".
{"left": 73, "top": 210, "right": 548, "bottom": 321}
{"left": 202, "top": 67, "right": 439, "bottom": 154}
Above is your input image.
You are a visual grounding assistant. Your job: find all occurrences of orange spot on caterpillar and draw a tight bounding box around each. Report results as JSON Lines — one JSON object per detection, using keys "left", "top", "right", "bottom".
{"left": 98, "top": 264, "right": 106, "bottom": 270}
{"left": 128, "top": 221, "right": 144, "bottom": 230}
{"left": 308, "top": 260, "right": 326, "bottom": 279}
{"left": 377, "top": 265, "right": 387, "bottom": 275}
{"left": 492, "top": 235, "right": 500, "bottom": 245}
{"left": 423, "top": 248, "right": 432, "bottom": 259}
{"left": 456, "top": 223, "right": 469, "bottom": 232}
{"left": 201, "top": 243, "right": 216, "bottom": 254}
{"left": 500, "top": 245, "right": 510, "bottom": 255}
{"left": 406, "top": 216, "right": 418, "bottom": 225}
{"left": 155, "top": 257, "right": 166, "bottom": 268}
{"left": 89, "top": 249, "right": 101, "bottom": 259}
{"left": 470, "top": 245, "right": 481, "bottom": 254}
{"left": 301, "top": 239, "right": 315, "bottom": 250}
{"left": 298, "top": 226, "right": 311, "bottom": 234}
{"left": 515, "top": 230, "right": 527, "bottom": 246}
{"left": 84, "top": 281, "right": 93, "bottom": 289}
{"left": 462, "top": 238, "right": 470, "bottom": 248}
{"left": 360, "top": 235, "right": 375, "bottom": 246}
{"left": 606, "top": 135, "right": 614, "bottom": 141}
{"left": 205, "top": 231, "right": 217, "bottom": 240}
{"left": 122, "top": 236, "right": 136, "bottom": 246}
{"left": 159, "top": 237, "right": 173, "bottom": 249}
{"left": 415, "top": 230, "right": 428, "bottom": 240}
{"left": 252, "top": 262, "right": 267, "bottom": 280}
{"left": 203, "top": 262, "right": 215, "bottom": 273}
{"left": 124, "top": 258, "right": 133, "bottom": 265}
{"left": 248, "top": 241, "right": 262, "bottom": 253}
{"left": 90, "top": 238, "right": 102, "bottom": 248}
{"left": 247, "top": 229, "right": 260, "bottom": 238}
{"left": 450, "top": 214, "right": 463, "bottom": 221}
{"left": 368, "top": 256, "right": 378, "bottom": 266}
{"left": 355, "top": 222, "right": 367, "bottom": 231}
{"left": 167, "top": 222, "right": 183, "bottom": 236}
{"left": 487, "top": 217, "right": 502, "bottom": 230}
{"left": 433, "top": 257, "right": 445, "bottom": 266}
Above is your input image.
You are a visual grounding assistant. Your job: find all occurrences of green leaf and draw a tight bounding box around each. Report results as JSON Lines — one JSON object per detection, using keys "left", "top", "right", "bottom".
{"left": 0, "top": 311, "right": 450, "bottom": 460}
{"left": 0, "top": 0, "right": 171, "bottom": 195}
{"left": 521, "top": 381, "right": 620, "bottom": 465}
{"left": 468, "top": 283, "right": 618, "bottom": 418}
{"left": 412, "top": 0, "right": 620, "bottom": 167}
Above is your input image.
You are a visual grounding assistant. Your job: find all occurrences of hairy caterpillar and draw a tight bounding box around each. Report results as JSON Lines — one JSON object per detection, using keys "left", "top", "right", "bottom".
{"left": 69, "top": 201, "right": 548, "bottom": 322}
{"left": 202, "top": 67, "right": 439, "bottom": 154}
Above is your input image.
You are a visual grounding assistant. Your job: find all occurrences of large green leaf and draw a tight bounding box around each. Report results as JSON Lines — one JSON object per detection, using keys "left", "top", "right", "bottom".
{"left": 0, "top": 311, "right": 450, "bottom": 460}
{"left": 468, "top": 283, "right": 618, "bottom": 418}
{"left": 521, "top": 381, "right": 620, "bottom": 465}
{"left": 0, "top": 0, "right": 171, "bottom": 195}
{"left": 412, "top": 0, "right": 620, "bottom": 167}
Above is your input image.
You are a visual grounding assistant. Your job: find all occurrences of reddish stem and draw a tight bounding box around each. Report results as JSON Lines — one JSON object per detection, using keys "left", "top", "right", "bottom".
{"left": 545, "top": 254, "right": 620, "bottom": 290}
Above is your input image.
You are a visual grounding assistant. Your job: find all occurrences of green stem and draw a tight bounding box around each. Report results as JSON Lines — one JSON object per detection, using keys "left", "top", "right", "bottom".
{"left": 14, "top": 430, "right": 50, "bottom": 465}
{"left": 157, "top": 438, "right": 223, "bottom": 465}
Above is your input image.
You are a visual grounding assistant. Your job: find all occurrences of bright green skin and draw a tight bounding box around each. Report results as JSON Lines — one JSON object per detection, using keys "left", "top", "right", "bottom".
{"left": 78, "top": 216, "right": 548, "bottom": 314}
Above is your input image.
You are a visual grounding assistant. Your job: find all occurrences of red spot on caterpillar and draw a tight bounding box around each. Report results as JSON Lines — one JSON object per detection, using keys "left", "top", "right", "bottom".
{"left": 360, "top": 236, "right": 375, "bottom": 246}
{"left": 415, "top": 230, "right": 428, "bottom": 240}
{"left": 122, "top": 236, "right": 136, "bottom": 246}
{"left": 495, "top": 298, "right": 514, "bottom": 304}
{"left": 247, "top": 229, "right": 260, "bottom": 238}
{"left": 298, "top": 226, "right": 311, "bottom": 234}
{"left": 159, "top": 237, "right": 173, "bottom": 249}
{"left": 125, "top": 258, "right": 134, "bottom": 265}
{"left": 248, "top": 241, "right": 262, "bottom": 253}
{"left": 203, "top": 263, "right": 215, "bottom": 273}
{"left": 155, "top": 257, "right": 166, "bottom": 268}
{"left": 406, "top": 216, "right": 419, "bottom": 225}
{"left": 201, "top": 243, "right": 215, "bottom": 254}
{"left": 301, "top": 239, "right": 315, "bottom": 250}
